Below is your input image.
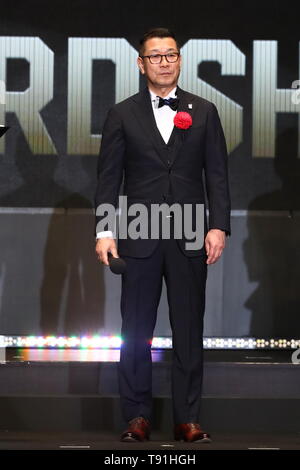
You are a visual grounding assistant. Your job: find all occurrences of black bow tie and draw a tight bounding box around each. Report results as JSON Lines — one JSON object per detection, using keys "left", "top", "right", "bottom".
{"left": 157, "top": 96, "right": 179, "bottom": 111}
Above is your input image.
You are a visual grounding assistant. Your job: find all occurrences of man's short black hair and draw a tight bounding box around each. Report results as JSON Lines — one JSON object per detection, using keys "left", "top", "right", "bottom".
{"left": 139, "top": 28, "right": 180, "bottom": 56}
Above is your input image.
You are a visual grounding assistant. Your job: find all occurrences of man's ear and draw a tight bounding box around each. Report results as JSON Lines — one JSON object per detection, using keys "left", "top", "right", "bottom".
{"left": 137, "top": 57, "right": 145, "bottom": 74}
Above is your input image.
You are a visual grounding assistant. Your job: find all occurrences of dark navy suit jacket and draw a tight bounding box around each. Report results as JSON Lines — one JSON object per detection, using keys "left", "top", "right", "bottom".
{"left": 95, "top": 86, "right": 231, "bottom": 257}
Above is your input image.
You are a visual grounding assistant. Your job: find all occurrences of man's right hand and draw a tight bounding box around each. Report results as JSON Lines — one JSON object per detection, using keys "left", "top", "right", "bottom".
{"left": 95, "top": 238, "right": 119, "bottom": 266}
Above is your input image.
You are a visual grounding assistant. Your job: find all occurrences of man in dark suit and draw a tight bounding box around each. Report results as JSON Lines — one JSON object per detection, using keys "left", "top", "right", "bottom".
{"left": 95, "top": 28, "right": 230, "bottom": 443}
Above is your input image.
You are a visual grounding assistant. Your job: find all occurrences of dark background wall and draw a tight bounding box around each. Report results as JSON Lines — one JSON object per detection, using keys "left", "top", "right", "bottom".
{"left": 0, "top": 0, "right": 299, "bottom": 338}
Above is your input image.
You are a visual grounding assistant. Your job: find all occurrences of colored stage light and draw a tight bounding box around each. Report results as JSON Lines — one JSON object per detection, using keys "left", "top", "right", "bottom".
{"left": 0, "top": 335, "right": 299, "bottom": 350}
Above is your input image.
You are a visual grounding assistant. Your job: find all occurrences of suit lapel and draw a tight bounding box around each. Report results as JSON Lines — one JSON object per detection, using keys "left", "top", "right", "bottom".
{"left": 131, "top": 87, "right": 167, "bottom": 166}
{"left": 176, "top": 86, "right": 195, "bottom": 117}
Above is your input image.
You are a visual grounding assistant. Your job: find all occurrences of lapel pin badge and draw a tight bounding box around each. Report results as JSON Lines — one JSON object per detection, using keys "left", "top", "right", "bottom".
{"left": 188, "top": 104, "right": 193, "bottom": 109}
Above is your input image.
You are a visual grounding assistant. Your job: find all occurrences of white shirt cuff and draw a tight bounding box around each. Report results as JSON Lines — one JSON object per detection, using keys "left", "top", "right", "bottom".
{"left": 96, "top": 231, "right": 115, "bottom": 239}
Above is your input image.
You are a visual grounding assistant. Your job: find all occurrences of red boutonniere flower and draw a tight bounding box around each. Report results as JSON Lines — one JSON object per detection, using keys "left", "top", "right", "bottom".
{"left": 174, "top": 112, "right": 193, "bottom": 129}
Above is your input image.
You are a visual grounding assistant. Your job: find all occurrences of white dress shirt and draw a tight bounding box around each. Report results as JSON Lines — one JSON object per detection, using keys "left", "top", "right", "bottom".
{"left": 96, "top": 86, "right": 177, "bottom": 239}
{"left": 149, "top": 86, "right": 177, "bottom": 144}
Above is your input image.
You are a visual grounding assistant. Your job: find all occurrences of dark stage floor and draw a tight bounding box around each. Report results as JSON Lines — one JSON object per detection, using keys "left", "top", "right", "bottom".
{"left": 1, "top": 348, "right": 299, "bottom": 451}
{"left": 0, "top": 431, "right": 300, "bottom": 450}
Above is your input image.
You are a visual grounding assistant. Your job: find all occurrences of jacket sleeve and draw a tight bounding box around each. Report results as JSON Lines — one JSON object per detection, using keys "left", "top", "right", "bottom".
{"left": 204, "top": 102, "right": 231, "bottom": 236}
{"left": 94, "top": 106, "right": 125, "bottom": 236}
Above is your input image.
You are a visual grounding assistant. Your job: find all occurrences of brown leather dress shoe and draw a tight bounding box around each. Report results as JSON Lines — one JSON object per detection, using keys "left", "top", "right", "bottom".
{"left": 174, "top": 423, "right": 211, "bottom": 443}
{"left": 120, "top": 417, "right": 151, "bottom": 442}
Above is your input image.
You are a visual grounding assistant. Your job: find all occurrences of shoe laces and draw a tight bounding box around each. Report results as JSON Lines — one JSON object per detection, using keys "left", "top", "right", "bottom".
{"left": 188, "top": 423, "right": 201, "bottom": 431}
{"left": 129, "top": 417, "right": 149, "bottom": 428}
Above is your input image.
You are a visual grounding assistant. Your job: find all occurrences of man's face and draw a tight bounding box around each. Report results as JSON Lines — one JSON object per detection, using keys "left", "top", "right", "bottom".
{"left": 137, "top": 37, "right": 181, "bottom": 90}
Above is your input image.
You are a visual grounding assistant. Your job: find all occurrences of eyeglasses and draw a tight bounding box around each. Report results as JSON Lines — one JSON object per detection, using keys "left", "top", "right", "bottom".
{"left": 140, "top": 52, "right": 180, "bottom": 64}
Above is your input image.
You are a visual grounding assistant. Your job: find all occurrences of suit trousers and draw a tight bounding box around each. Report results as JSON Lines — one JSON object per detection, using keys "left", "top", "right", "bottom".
{"left": 118, "top": 224, "right": 208, "bottom": 425}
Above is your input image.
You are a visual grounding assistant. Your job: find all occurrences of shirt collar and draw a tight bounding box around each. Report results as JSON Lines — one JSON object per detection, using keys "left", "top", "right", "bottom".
{"left": 149, "top": 86, "right": 177, "bottom": 103}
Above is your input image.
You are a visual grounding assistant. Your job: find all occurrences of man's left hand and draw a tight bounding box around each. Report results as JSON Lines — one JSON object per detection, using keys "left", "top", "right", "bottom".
{"left": 205, "top": 229, "right": 226, "bottom": 265}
